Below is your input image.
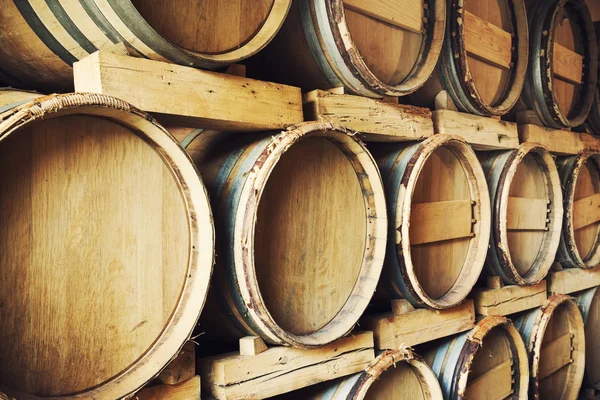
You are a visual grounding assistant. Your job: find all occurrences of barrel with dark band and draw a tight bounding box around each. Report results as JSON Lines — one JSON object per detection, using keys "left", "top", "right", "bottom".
{"left": 374, "top": 135, "right": 491, "bottom": 309}
{"left": 0, "top": 0, "right": 291, "bottom": 91}
{"left": 583, "top": 20, "right": 600, "bottom": 134}
{"left": 185, "top": 122, "right": 387, "bottom": 347}
{"left": 557, "top": 153, "right": 600, "bottom": 269}
{"left": 479, "top": 143, "right": 563, "bottom": 285}
{"left": 576, "top": 286, "right": 600, "bottom": 389}
{"left": 426, "top": 316, "right": 529, "bottom": 399}
{"left": 259, "top": 0, "right": 446, "bottom": 98}
{"left": 0, "top": 90, "right": 214, "bottom": 399}
{"left": 522, "top": 0, "right": 598, "bottom": 129}
{"left": 514, "top": 295, "right": 586, "bottom": 400}
{"left": 412, "top": 0, "right": 529, "bottom": 116}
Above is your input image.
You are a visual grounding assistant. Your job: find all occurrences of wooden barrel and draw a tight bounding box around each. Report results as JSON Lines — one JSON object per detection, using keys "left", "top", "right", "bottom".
{"left": 411, "top": 0, "right": 529, "bottom": 116}
{"left": 426, "top": 316, "right": 529, "bottom": 399}
{"left": 0, "top": 90, "right": 214, "bottom": 399}
{"left": 556, "top": 153, "right": 600, "bottom": 268}
{"left": 0, "top": 0, "right": 291, "bottom": 91}
{"left": 576, "top": 286, "right": 600, "bottom": 389}
{"left": 522, "top": 0, "right": 598, "bottom": 129}
{"left": 258, "top": 0, "right": 446, "bottom": 98}
{"left": 183, "top": 122, "right": 387, "bottom": 347}
{"left": 478, "top": 143, "right": 563, "bottom": 285}
{"left": 276, "top": 348, "right": 443, "bottom": 399}
{"left": 583, "top": 17, "right": 600, "bottom": 135}
{"left": 514, "top": 294, "right": 586, "bottom": 400}
{"left": 374, "top": 134, "right": 490, "bottom": 309}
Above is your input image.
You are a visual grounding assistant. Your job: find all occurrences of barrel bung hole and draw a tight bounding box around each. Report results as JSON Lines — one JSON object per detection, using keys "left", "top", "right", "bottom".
{"left": 0, "top": 115, "right": 189, "bottom": 396}
{"left": 131, "top": 0, "right": 276, "bottom": 54}
{"left": 254, "top": 136, "right": 366, "bottom": 336}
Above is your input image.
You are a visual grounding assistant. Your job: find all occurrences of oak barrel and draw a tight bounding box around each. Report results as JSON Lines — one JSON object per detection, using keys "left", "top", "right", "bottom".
{"left": 479, "top": 143, "right": 563, "bottom": 285}
{"left": 557, "top": 153, "right": 600, "bottom": 268}
{"left": 182, "top": 122, "right": 387, "bottom": 347}
{"left": 514, "top": 294, "right": 586, "bottom": 400}
{"left": 374, "top": 134, "right": 490, "bottom": 309}
{"left": 522, "top": 0, "right": 598, "bottom": 129}
{"left": 0, "top": 90, "right": 214, "bottom": 399}
{"left": 278, "top": 348, "right": 443, "bottom": 399}
{"left": 426, "top": 316, "right": 529, "bottom": 399}
{"left": 411, "top": 0, "right": 529, "bottom": 116}
{"left": 258, "top": 0, "right": 446, "bottom": 98}
{"left": 0, "top": 0, "right": 291, "bottom": 91}
{"left": 576, "top": 286, "right": 600, "bottom": 389}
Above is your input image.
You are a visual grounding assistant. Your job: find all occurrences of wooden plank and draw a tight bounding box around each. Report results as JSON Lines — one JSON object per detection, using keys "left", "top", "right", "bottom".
{"left": 573, "top": 193, "right": 600, "bottom": 230}
{"left": 198, "top": 332, "right": 374, "bottom": 400}
{"left": 344, "top": 0, "right": 423, "bottom": 35}
{"left": 304, "top": 90, "right": 433, "bottom": 142}
{"left": 73, "top": 51, "right": 303, "bottom": 131}
{"left": 547, "top": 266, "right": 600, "bottom": 294}
{"left": 518, "top": 124, "right": 584, "bottom": 155}
{"left": 134, "top": 376, "right": 200, "bottom": 400}
{"left": 364, "top": 300, "right": 475, "bottom": 350}
{"left": 239, "top": 337, "right": 267, "bottom": 356}
{"left": 472, "top": 281, "right": 547, "bottom": 316}
{"left": 464, "top": 11, "right": 512, "bottom": 70}
{"left": 539, "top": 333, "right": 573, "bottom": 380}
{"left": 553, "top": 43, "right": 584, "bottom": 85}
{"left": 507, "top": 197, "right": 549, "bottom": 231}
{"left": 410, "top": 200, "right": 473, "bottom": 245}
{"left": 156, "top": 341, "right": 196, "bottom": 385}
{"left": 433, "top": 109, "right": 519, "bottom": 150}
{"left": 464, "top": 359, "right": 514, "bottom": 400}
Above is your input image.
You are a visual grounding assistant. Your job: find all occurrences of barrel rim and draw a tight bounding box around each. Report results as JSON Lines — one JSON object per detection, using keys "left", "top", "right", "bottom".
{"left": 312, "top": 0, "right": 446, "bottom": 97}
{"left": 233, "top": 121, "right": 387, "bottom": 347}
{"left": 349, "top": 348, "right": 443, "bottom": 399}
{"left": 396, "top": 134, "right": 491, "bottom": 309}
{"left": 576, "top": 286, "right": 600, "bottom": 389}
{"left": 444, "top": 0, "right": 529, "bottom": 116}
{"left": 492, "top": 143, "right": 563, "bottom": 285}
{"left": 526, "top": 294, "right": 586, "bottom": 399}
{"left": 562, "top": 152, "right": 600, "bottom": 268}
{"left": 0, "top": 92, "right": 215, "bottom": 399}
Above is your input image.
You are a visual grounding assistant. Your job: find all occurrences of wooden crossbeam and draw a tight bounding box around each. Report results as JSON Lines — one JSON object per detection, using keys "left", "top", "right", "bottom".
{"left": 553, "top": 43, "right": 584, "bottom": 85}
{"left": 573, "top": 193, "right": 600, "bottom": 230}
{"left": 507, "top": 197, "right": 549, "bottom": 231}
{"left": 410, "top": 199, "right": 473, "bottom": 245}
{"left": 464, "top": 11, "right": 512, "bottom": 70}
{"left": 464, "top": 359, "right": 514, "bottom": 400}
{"left": 344, "top": 0, "right": 423, "bottom": 35}
{"left": 539, "top": 333, "right": 574, "bottom": 380}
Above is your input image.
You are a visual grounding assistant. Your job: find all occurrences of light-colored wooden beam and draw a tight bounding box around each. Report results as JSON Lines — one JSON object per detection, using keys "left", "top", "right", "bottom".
{"left": 344, "top": 0, "right": 423, "bottom": 35}
{"left": 410, "top": 200, "right": 473, "bottom": 245}
{"left": 539, "top": 333, "right": 574, "bottom": 380}
{"left": 547, "top": 266, "right": 600, "bottom": 294}
{"left": 239, "top": 336, "right": 268, "bottom": 356}
{"left": 73, "top": 51, "right": 303, "bottom": 131}
{"left": 464, "top": 11, "right": 512, "bottom": 70}
{"left": 472, "top": 280, "right": 547, "bottom": 316}
{"left": 518, "top": 124, "right": 600, "bottom": 155}
{"left": 507, "top": 197, "right": 549, "bottom": 231}
{"left": 553, "top": 43, "right": 584, "bottom": 85}
{"left": 464, "top": 359, "right": 514, "bottom": 400}
{"left": 573, "top": 193, "right": 600, "bottom": 230}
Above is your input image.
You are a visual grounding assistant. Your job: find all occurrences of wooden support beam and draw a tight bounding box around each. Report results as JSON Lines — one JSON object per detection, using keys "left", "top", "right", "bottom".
{"left": 134, "top": 376, "right": 200, "bottom": 400}
{"left": 539, "top": 333, "right": 574, "bottom": 380}
{"left": 464, "top": 359, "right": 514, "bottom": 400}
{"left": 464, "top": 11, "right": 512, "bottom": 70}
{"left": 156, "top": 341, "right": 196, "bottom": 385}
{"left": 547, "top": 266, "right": 600, "bottom": 294}
{"left": 472, "top": 281, "right": 547, "bottom": 316}
{"left": 507, "top": 197, "right": 549, "bottom": 231}
{"left": 344, "top": 0, "right": 424, "bottom": 34}
{"left": 303, "top": 90, "right": 433, "bottom": 142}
{"left": 364, "top": 300, "right": 475, "bottom": 350}
{"left": 73, "top": 51, "right": 303, "bottom": 131}
{"left": 553, "top": 43, "right": 584, "bottom": 85}
{"left": 573, "top": 193, "right": 600, "bottom": 230}
{"left": 433, "top": 109, "right": 519, "bottom": 150}
{"left": 410, "top": 200, "right": 473, "bottom": 245}
{"left": 518, "top": 124, "right": 600, "bottom": 155}
{"left": 198, "top": 332, "right": 374, "bottom": 400}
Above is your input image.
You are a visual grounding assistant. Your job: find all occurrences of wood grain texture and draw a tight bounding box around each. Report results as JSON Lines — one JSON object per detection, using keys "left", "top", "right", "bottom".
{"left": 554, "top": 42, "right": 584, "bottom": 85}
{"left": 409, "top": 200, "right": 473, "bottom": 245}
{"left": 472, "top": 280, "right": 547, "bottom": 316}
{"left": 506, "top": 197, "right": 549, "bottom": 230}
{"left": 73, "top": 51, "right": 303, "bottom": 131}
{"left": 518, "top": 124, "right": 600, "bottom": 155}
{"left": 364, "top": 361, "right": 428, "bottom": 400}
{"left": 548, "top": 266, "right": 600, "bottom": 295}
{"left": 156, "top": 342, "right": 196, "bottom": 385}
{"left": 465, "top": 359, "right": 514, "bottom": 400}
{"left": 539, "top": 333, "right": 574, "bottom": 380}
{"left": 134, "top": 376, "right": 200, "bottom": 400}
{"left": 464, "top": 10, "right": 512, "bottom": 70}
{"left": 574, "top": 160, "right": 600, "bottom": 260}
{"left": 573, "top": 193, "right": 600, "bottom": 230}
{"left": 344, "top": 0, "right": 423, "bottom": 34}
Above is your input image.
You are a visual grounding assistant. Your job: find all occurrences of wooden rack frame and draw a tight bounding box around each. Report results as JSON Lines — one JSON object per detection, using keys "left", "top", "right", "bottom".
{"left": 471, "top": 277, "right": 548, "bottom": 316}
